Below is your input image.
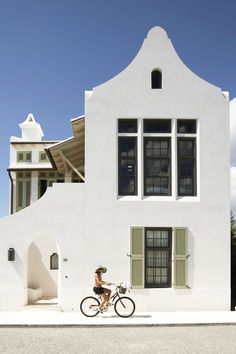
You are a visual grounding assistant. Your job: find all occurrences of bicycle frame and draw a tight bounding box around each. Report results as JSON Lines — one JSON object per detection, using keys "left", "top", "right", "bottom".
{"left": 97, "top": 288, "right": 122, "bottom": 305}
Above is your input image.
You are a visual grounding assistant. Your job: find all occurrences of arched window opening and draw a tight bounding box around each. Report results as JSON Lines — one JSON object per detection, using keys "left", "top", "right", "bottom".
{"left": 151, "top": 70, "right": 162, "bottom": 89}
{"left": 50, "top": 253, "right": 59, "bottom": 270}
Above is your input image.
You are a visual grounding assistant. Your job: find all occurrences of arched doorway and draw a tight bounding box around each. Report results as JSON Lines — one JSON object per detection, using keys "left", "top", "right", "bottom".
{"left": 27, "top": 235, "right": 60, "bottom": 306}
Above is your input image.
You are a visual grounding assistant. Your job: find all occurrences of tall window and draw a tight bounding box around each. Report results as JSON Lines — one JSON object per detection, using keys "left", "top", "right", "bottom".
{"left": 130, "top": 227, "right": 188, "bottom": 289}
{"left": 118, "top": 119, "right": 137, "bottom": 196}
{"left": 145, "top": 228, "right": 172, "bottom": 288}
{"left": 151, "top": 70, "right": 162, "bottom": 89}
{"left": 177, "top": 119, "right": 197, "bottom": 196}
{"left": 118, "top": 137, "right": 137, "bottom": 195}
{"left": 16, "top": 172, "right": 31, "bottom": 211}
{"left": 178, "top": 138, "right": 196, "bottom": 196}
{"left": 144, "top": 138, "right": 171, "bottom": 195}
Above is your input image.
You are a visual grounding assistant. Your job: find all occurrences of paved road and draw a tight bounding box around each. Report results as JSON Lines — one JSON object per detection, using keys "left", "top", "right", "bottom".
{"left": 0, "top": 325, "right": 236, "bottom": 354}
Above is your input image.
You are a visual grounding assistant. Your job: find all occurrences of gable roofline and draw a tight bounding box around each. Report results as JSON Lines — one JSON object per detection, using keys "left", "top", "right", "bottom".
{"left": 90, "top": 26, "right": 224, "bottom": 98}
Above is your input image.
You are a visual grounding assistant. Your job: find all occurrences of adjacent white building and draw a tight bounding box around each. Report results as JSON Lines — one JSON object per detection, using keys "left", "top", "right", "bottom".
{"left": 0, "top": 27, "right": 231, "bottom": 311}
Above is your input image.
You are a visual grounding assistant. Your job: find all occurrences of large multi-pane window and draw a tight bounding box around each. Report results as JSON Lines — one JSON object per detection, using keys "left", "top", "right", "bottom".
{"left": 118, "top": 118, "right": 197, "bottom": 198}
{"left": 144, "top": 138, "right": 171, "bottom": 195}
{"left": 145, "top": 228, "right": 172, "bottom": 287}
{"left": 118, "top": 137, "right": 137, "bottom": 195}
{"left": 178, "top": 138, "right": 196, "bottom": 196}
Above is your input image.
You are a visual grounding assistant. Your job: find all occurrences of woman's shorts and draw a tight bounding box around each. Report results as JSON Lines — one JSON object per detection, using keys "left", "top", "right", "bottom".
{"left": 93, "top": 287, "right": 105, "bottom": 295}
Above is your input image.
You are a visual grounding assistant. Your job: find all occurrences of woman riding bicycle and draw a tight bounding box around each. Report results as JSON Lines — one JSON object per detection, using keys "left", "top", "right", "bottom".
{"left": 93, "top": 266, "right": 111, "bottom": 309}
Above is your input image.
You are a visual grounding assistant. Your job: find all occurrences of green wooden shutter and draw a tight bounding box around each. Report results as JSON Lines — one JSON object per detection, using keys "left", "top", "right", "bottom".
{"left": 173, "top": 227, "right": 189, "bottom": 289}
{"left": 25, "top": 180, "right": 31, "bottom": 207}
{"left": 16, "top": 175, "right": 31, "bottom": 211}
{"left": 16, "top": 180, "right": 23, "bottom": 210}
{"left": 130, "top": 227, "right": 144, "bottom": 288}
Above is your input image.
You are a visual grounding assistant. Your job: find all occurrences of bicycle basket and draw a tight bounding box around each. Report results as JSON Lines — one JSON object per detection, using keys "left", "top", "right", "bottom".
{"left": 119, "top": 286, "right": 127, "bottom": 294}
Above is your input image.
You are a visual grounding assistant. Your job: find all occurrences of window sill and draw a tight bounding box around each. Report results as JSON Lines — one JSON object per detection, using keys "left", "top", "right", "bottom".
{"left": 177, "top": 196, "right": 200, "bottom": 202}
{"left": 142, "top": 196, "right": 175, "bottom": 202}
{"left": 117, "top": 195, "right": 200, "bottom": 202}
{"left": 117, "top": 196, "right": 141, "bottom": 201}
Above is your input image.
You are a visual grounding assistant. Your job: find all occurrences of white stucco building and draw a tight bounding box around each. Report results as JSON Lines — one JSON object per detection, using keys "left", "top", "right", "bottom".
{"left": 0, "top": 26, "right": 232, "bottom": 311}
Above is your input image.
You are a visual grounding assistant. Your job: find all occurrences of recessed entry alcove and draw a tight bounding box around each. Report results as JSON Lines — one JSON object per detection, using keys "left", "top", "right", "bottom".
{"left": 27, "top": 235, "right": 59, "bottom": 307}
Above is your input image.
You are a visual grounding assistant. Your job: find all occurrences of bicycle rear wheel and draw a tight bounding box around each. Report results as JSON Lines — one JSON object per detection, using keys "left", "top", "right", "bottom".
{"left": 80, "top": 296, "right": 100, "bottom": 317}
{"left": 114, "top": 296, "right": 135, "bottom": 318}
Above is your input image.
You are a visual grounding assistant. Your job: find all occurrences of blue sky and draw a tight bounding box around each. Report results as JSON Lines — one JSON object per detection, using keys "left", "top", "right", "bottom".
{"left": 0, "top": 0, "right": 236, "bottom": 217}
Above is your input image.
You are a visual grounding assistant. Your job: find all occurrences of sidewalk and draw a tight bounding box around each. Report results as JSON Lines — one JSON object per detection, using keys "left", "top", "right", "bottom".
{"left": 0, "top": 309, "right": 236, "bottom": 327}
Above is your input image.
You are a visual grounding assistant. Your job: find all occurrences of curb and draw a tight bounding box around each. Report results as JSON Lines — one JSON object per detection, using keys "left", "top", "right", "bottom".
{"left": 0, "top": 322, "right": 236, "bottom": 328}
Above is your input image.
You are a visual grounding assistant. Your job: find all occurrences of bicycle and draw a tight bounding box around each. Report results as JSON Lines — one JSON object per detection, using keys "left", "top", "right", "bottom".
{"left": 80, "top": 284, "right": 135, "bottom": 318}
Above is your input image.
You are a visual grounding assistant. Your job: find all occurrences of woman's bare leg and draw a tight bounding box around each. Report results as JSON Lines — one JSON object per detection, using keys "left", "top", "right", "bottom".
{"left": 100, "top": 288, "right": 111, "bottom": 307}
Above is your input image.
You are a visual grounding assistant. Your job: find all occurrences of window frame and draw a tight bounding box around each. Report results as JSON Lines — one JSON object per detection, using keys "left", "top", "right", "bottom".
{"left": 39, "top": 151, "right": 48, "bottom": 162}
{"left": 144, "top": 137, "right": 171, "bottom": 196}
{"left": 151, "top": 69, "right": 162, "bottom": 89}
{"left": 177, "top": 137, "right": 197, "bottom": 196}
{"left": 177, "top": 119, "right": 196, "bottom": 134}
{"left": 118, "top": 136, "right": 137, "bottom": 196}
{"left": 118, "top": 119, "right": 137, "bottom": 133}
{"left": 144, "top": 119, "right": 171, "bottom": 134}
{"left": 145, "top": 227, "right": 172, "bottom": 288}
{"left": 17, "top": 151, "right": 32, "bottom": 162}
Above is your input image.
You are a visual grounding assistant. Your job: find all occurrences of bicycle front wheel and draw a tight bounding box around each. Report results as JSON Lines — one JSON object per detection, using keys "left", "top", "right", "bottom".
{"left": 114, "top": 296, "right": 135, "bottom": 318}
{"left": 80, "top": 296, "right": 100, "bottom": 317}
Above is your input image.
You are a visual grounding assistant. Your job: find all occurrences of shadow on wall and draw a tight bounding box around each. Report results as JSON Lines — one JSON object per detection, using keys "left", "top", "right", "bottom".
{"left": 11, "top": 251, "right": 23, "bottom": 279}
{"left": 27, "top": 242, "right": 57, "bottom": 298}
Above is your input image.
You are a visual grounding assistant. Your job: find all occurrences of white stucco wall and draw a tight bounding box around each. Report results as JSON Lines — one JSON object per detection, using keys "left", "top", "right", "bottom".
{"left": 83, "top": 27, "right": 230, "bottom": 311}
{"left": 0, "top": 183, "right": 85, "bottom": 310}
{"left": 0, "top": 27, "right": 230, "bottom": 312}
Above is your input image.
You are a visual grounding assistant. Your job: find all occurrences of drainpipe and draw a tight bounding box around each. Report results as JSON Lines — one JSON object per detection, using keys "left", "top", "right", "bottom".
{"left": 7, "top": 169, "right": 14, "bottom": 214}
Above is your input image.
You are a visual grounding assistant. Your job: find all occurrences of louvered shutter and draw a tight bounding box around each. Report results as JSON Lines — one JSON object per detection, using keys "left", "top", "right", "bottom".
{"left": 173, "top": 228, "right": 189, "bottom": 288}
{"left": 130, "top": 227, "right": 144, "bottom": 288}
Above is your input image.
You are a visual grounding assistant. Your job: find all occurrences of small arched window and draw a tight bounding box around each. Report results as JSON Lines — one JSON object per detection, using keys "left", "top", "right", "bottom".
{"left": 50, "top": 253, "right": 59, "bottom": 270}
{"left": 151, "top": 69, "right": 162, "bottom": 89}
